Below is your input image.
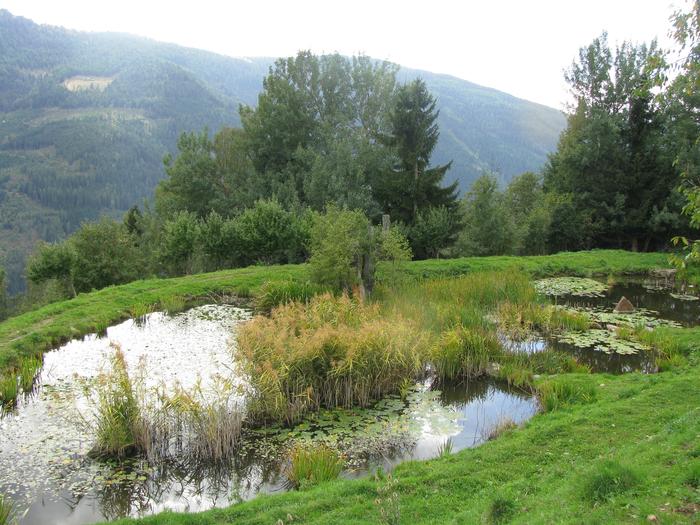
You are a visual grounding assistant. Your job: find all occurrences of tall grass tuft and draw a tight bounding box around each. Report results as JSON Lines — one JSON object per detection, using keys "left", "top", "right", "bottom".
{"left": 255, "top": 280, "right": 330, "bottom": 312}
{"left": 432, "top": 324, "right": 501, "bottom": 381}
{"left": 90, "top": 346, "right": 244, "bottom": 461}
{"left": 487, "top": 495, "right": 516, "bottom": 524}
{"left": 536, "top": 378, "right": 597, "bottom": 412}
{"left": 18, "top": 356, "right": 42, "bottom": 393}
{"left": 581, "top": 460, "right": 639, "bottom": 502}
{"left": 0, "top": 374, "right": 18, "bottom": 409}
{"left": 0, "top": 493, "right": 14, "bottom": 525}
{"left": 159, "top": 295, "right": 186, "bottom": 315}
{"left": 483, "top": 416, "right": 517, "bottom": 441}
{"left": 498, "top": 302, "right": 590, "bottom": 338}
{"left": 91, "top": 346, "right": 145, "bottom": 458}
{"left": 237, "top": 293, "right": 427, "bottom": 425}
{"left": 285, "top": 444, "right": 344, "bottom": 488}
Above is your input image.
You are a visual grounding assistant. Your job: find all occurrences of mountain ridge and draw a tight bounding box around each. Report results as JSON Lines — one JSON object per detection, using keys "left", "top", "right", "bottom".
{"left": 0, "top": 10, "right": 566, "bottom": 292}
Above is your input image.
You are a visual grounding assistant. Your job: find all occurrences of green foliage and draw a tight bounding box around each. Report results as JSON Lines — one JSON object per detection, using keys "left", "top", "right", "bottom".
{"left": 70, "top": 217, "right": 143, "bottom": 292}
{"left": 537, "top": 378, "right": 597, "bottom": 412}
{"left": 285, "top": 444, "right": 344, "bottom": 489}
{"left": 26, "top": 241, "right": 76, "bottom": 296}
{"left": 309, "top": 206, "right": 372, "bottom": 291}
{"left": 91, "top": 347, "right": 144, "bottom": 458}
{"left": 0, "top": 493, "right": 14, "bottom": 525}
{"left": 581, "top": 460, "right": 639, "bottom": 503}
{"left": 454, "top": 174, "right": 514, "bottom": 257}
{"left": 487, "top": 495, "right": 516, "bottom": 524}
{"left": 235, "top": 199, "right": 308, "bottom": 265}
{"left": 236, "top": 293, "right": 426, "bottom": 425}
{"left": 407, "top": 206, "right": 461, "bottom": 259}
{"left": 432, "top": 325, "right": 501, "bottom": 381}
{"left": 255, "top": 280, "right": 329, "bottom": 312}
{"left": 376, "top": 78, "right": 459, "bottom": 224}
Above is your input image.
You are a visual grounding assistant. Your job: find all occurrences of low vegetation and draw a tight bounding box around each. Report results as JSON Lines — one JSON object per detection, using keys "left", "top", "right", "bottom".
{"left": 285, "top": 444, "right": 345, "bottom": 489}
{"left": 237, "top": 293, "right": 426, "bottom": 425}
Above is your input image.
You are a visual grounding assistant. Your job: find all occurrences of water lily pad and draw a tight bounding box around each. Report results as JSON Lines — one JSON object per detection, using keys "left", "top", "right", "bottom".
{"left": 556, "top": 329, "right": 648, "bottom": 355}
{"left": 534, "top": 277, "right": 609, "bottom": 297}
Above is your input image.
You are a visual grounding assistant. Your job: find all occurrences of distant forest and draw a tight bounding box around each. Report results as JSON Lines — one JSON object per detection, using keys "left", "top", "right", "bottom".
{"left": 2, "top": 3, "right": 700, "bottom": 320}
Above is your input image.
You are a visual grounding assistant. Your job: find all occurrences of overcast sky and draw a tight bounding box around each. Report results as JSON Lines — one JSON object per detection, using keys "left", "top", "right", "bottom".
{"left": 0, "top": 0, "right": 683, "bottom": 109}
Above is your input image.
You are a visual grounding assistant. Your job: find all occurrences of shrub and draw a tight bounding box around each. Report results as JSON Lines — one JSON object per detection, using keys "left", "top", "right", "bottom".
{"left": 285, "top": 444, "right": 344, "bottom": 488}
{"left": 536, "top": 378, "right": 596, "bottom": 412}
{"left": 581, "top": 460, "right": 639, "bottom": 502}
{"left": 236, "top": 293, "right": 427, "bottom": 424}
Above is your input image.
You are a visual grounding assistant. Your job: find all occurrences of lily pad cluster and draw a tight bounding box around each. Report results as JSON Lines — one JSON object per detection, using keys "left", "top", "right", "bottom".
{"left": 556, "top": 329, "right": 648, "bottom": 355}
{"left": 534, "top": 277, "right": 609, "bottom": 298}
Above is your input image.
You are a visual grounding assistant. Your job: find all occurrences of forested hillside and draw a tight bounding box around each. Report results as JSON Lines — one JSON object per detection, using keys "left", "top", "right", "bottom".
{"left": 0, "top": 10, "right": 565, "bottom": 293}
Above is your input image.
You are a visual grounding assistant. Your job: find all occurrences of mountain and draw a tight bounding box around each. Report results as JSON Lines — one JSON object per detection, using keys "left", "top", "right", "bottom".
{"left": 0, "top": 10, "right": 566, "bottom": 293}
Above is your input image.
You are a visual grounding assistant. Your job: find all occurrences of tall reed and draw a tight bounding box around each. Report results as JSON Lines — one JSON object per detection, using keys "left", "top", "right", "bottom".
{"left": 285, "top": 444, "right": 344, "bottom": 488}
{"left": 236, "top": 293, "right": 427, "bottom": 425}
{"left": 0, "top": 493, "right": 13, "bottom": 525}
{"left": 432, "top": 324, "right": 501, "bottom": 381}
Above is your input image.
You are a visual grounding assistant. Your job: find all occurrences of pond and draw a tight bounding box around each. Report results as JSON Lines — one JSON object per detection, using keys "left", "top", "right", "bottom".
{"left": 0, "top": 305, "right": 537, "bottom": 525}
{"left": 530, "top": 275, "right": 700, "bottom": 374}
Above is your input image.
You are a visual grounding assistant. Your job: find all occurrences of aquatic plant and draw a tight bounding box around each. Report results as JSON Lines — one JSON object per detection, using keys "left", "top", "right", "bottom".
{"left": 255, "top": 280, "right": 329, "bottom": 312}
{"left": 0, "top": 373, "right": 17, "bottom": 408}
{"left": 437, "top": 437, "right": 454, "bottom": 457}
{"left": 556, "top": 329, "right": 648, "bottom": 355}
{"left": 533, "top": 277, "right": 609, "bottom": 297}
{"left": 159, "top": 295, "right": 186, "bottom": 315}
{"left": 91, "top": 346, "right": 146, "bottom": 458}
{"left": 285, "top": 443, "right": 344, "bottom": 488}
{"left": 536, "top": 378, "right": 596, "bottom": 412}
{"left": 0, "top": 493, "right": 14, "bottom": 525}
{"left": 580, "top": 460, "right": 639, "bottom": 502}
{"left": 237, "top": 293, "right": 427, "bottom": 424}
{"left": 483, "top": 417, "right": 517, "bottom": 441}
{"left": 497, "top": 302, "right": 590, "bottom": 338}
{"left": 18, "top": 356, "right": 42, "bottom": 393}
{"left": 432, "top": 324, "right": 501, "bottom": 381}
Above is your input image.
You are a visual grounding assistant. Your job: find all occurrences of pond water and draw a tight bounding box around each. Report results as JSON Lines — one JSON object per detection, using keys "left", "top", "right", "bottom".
{"left": 0, "top": 305, "right": 537, "bottom": 525}
{"left": 531, "top": 276, "right": 700, "bottom": 374}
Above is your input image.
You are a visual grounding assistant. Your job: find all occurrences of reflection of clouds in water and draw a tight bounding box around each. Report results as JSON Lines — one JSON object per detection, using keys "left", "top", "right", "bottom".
{"left": 0, "top": 305, "right": 254, "bottom": 525}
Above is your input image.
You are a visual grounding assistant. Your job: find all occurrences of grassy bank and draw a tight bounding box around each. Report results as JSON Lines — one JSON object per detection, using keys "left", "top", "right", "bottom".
{"left": 0, "top": 250, "right": 674, "bottom": 405}
{"left": 108, "top": 327, "right": 700, "bottom": 524}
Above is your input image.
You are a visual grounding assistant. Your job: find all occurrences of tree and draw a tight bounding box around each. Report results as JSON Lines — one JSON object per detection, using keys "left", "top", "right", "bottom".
{"left": 377, "top": 78, "right": 458, "bottom": 224}
{"left": 454, "top": 174, "right": 514, "bottom": 256}
{"left": 544, "top": 34, "right": 682, "bottom": 251}
{"left": 70, "top": 218, "right": 143, "bottom": 292}
{"left": 159, "top": 211, "right": 201, "bottom": 275}
{"left": 234, "top": 199, "right": 309, "bottom": 266}
{"left": 407, "top": 206, "right": 461, "bottom": 259}
{"left": 668, "top": 1, "right": 700, "bottom": 264}
{"left": 26, "top": 242, "right": 77, "bottom": 297}
{"left": 240, "top": 52, "right": 399, "bottom": 210}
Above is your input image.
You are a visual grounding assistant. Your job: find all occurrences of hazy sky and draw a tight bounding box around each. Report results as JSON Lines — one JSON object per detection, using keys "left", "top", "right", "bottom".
{"left": 0, "top": 0, "right": 683, "bottom": 108}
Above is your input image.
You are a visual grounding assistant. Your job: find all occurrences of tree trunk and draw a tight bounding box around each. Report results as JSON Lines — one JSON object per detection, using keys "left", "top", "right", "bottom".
{"left": 413, "top": 163, "right": 419, "bottom": 221}
{"left": 631, "top": 238, "right": 638, "bottom": 252}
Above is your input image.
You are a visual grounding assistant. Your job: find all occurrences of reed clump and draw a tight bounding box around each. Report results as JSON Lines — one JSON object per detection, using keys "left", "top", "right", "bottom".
{"left": 0, "top": 493, "right": 14, "bottom": 525}
{"left": 236, "top": 293, "right": 427, "bottom": 425}
{"left": 497, "top": 302, "right": 590, "bottom": 338}
{"left": 255, "top": 280, "right": 330, "bottom": 311}
{"left": 432, "top": 324, "right": 502, "bottom": 381}
{"left": 91, "top": 346, "right": 147, "bottom": 458}
{"left": 536, "top": 378, "right": 597, "bottom": 412}
{"left": 90, "top": 346, "right": 244, "bottom": 461}
{"left": 285, "top": 443, "right": 344, "bottom": 488}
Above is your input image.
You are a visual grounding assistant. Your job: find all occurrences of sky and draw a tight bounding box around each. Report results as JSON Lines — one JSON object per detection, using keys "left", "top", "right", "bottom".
{"left": 0, "top": 0, "right": 684, "bottom": 109}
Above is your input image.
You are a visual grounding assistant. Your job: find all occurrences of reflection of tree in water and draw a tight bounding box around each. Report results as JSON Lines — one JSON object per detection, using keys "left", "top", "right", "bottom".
{"left": 438, "top": 378, "right": 531, "bottom": 406}
{"left": 96, "top": 442, "right": 286, "bottom": 521}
